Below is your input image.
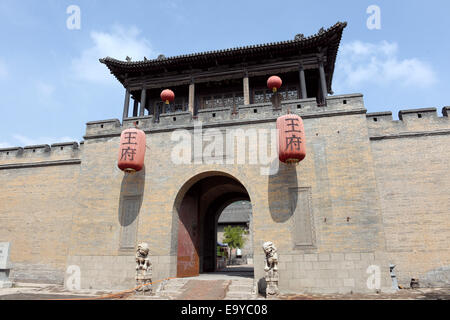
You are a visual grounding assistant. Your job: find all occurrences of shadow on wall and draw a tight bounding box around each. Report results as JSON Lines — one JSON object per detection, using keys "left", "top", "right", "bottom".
{"left": 117, "top": 166, "right": 145, "bottom": 229}
{"left": 268, "top": 159, "right": 298, "bottom": 223}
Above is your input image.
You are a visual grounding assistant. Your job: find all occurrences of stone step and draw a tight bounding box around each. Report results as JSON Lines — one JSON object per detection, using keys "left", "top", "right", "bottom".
{"left": 224, "top": 279, "right": 257, "bottom": 300}
{"left": 228, "top": 279, "right": 254, "bottom": 287}
{"left": 228, "top": 284, "right": 254, "bottom": 291}
{"left": 131, "top": 295, "right": 169, "bottom": 300}
{"left": 155, "top": 277, "right": 257, "bottom": 300}
{"left": 224, "top": 293, "right": 256, "bottom": 300}
{"left": 155, "top": 278, "right": 190, "bottom": 299}
{"left": 227, "top": 290, "right": 254, "bottom": 295}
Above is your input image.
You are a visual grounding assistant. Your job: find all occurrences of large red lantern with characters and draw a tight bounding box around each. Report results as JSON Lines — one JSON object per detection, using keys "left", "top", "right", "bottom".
{"left": 267, "top": 76, "right": 282, "bottom": 93}
{"left": 277, "top": 113, "right": 306, "bottom": 164}
{"left": 118, "top": 128, "right": 146, "bottom": 172}
{"left": 160, "top": 89, "right": 175, "bottom": 105}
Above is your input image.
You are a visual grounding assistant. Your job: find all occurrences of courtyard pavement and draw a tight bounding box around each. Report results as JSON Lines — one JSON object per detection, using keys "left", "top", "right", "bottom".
{"left": 0, "top": 265, "right": 448, "bottom": 300}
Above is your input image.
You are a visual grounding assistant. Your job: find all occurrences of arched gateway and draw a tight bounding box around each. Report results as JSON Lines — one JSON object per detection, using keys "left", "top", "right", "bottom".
{"left": 1, "top": 21, "right": 449, "bottom": 294}
{"left": 172, "top": 172, "right": 251, "bottom": 277}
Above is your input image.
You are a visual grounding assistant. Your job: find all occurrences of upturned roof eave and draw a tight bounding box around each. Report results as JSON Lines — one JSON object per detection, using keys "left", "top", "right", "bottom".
{"left": 100, "top": 21, "right": 347, "bottom": 91}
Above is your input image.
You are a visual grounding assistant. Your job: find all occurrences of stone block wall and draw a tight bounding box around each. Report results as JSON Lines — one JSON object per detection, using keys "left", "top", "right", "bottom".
{"left": 0, "top": 94, "right": 448, "bottom": 293}
{"left": 368, "top": 107, "right": 450, "bottom": 288}
{"left": 0, "top": 142, "right": 82, "bottom": 283}
{"left": 65, "top": 255, "right": 175, "bottom": 290}
{"left": 266, "top": 252, "right": 391, "bottom": 294}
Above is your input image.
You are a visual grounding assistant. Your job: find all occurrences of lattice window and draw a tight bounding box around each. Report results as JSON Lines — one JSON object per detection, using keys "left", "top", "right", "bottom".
{"left": 234, "top": 94, "right": 244, "bottom": 106}
{"left": 201, "top": 92, "right": 243, "bottom": 110}
{"left": 287, "top": 87, "right": 298, "bottom": 100}
{"left": 254, "top": 90, "right": 265, "bottom": 103}
{"left": 223, "top": 94, "right": 234, "bottom": 108}
{"left": 173, "top": 97, "right": 186, "bottom": 112}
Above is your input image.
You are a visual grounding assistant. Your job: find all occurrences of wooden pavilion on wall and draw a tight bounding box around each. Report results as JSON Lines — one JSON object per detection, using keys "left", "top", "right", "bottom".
{"left": 100, "top": 22, "right": 347, "bottom": 122}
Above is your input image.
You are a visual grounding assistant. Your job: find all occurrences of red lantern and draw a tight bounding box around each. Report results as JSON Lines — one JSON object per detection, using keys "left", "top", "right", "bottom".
{"left": 161, "top": 89, "right": 175, "bottom": 104}
{"left": 118, "top": 128, "right": 146, "bottom": 172}
{"left": 267, "top": 76, "right": 282, "bottom": 93}
{"left": 277, "top": 114, "right": 306, "bottom": 164}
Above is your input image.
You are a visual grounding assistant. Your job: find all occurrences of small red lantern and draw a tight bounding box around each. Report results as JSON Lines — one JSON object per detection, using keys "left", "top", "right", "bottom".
{"left": 161, "top": 89, "right": 175, "bottom": 104}
{"left": 277, "top": 113, "right": 306, "bottom": 164}
{"left": 267, "top": 76, "right": 282, "bottom": 93}
{"left": 118, "top": 128, "right": 146, "bottom": 172}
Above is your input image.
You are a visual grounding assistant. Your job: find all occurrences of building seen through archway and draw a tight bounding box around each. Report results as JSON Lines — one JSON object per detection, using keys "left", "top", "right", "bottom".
{"left": 217, "top": 200, "right": 253, "bottom": 266}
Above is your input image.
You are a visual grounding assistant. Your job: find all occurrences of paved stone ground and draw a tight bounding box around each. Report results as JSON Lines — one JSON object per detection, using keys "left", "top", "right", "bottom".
{"left": 176, "top": 280, "right": 231, "bottom": 300}
{"left": 0, "top": 293, "right": 99, "bottom": 300}
{"left": 1, "top": 276, "right": 448, "bottom": 300}
{"left": 278, "top": 288, "right": 450, "bottom": 300}
{"left": 0, "top": 282, "right": 118, "bottom": 300}
{"left": 2, "top": 288, "right": 448, "bottom": 300}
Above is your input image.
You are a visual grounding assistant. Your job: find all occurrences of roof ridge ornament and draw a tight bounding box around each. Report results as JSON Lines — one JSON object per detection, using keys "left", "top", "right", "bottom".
{"left": 294, "top": 33, "right": 305, "bottom": 41}
{"left": 125, "top": 56, "right": 132, "bottom": 62}
{"left": 318, "top": 27, "right": 326, "bottom": 35}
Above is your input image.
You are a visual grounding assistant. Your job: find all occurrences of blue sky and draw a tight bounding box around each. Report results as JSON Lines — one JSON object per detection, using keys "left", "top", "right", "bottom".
{"left": 1, "top": 0, "right": 449, "bottom": 147}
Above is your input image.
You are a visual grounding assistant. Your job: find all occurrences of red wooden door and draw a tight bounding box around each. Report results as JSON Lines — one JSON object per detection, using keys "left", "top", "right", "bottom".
{"left": 177, "top": 194, "right": 199, "bottom": 277}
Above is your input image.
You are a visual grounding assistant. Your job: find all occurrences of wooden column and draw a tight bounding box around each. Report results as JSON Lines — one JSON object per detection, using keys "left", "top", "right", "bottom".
{"left": 243, "top": 72, "right": 250, "bottom": 105}
{"left": 123, "top": 89, "right": 130, "bottom": 120}
{"left": 133, "top": 99, "right": 139, "bottom": 117}
{"left": 188, "top": 81, "right": 195, "bottom": 114}
{"left": 299, "top": 63, "right": 307, "bottom": 99}
{"left": 140, "top": 88, "right": 146, "bottom": 117}
{"left": 318, "top": 56, "right": 328, "bottom": 105}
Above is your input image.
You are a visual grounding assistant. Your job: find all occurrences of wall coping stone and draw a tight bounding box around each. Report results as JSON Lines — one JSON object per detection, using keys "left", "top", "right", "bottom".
{"left": 0, "top": 159, "right": 81, "bottom": 170}
{"left": 398, "top": 107, "right": 436, "bottom": 120}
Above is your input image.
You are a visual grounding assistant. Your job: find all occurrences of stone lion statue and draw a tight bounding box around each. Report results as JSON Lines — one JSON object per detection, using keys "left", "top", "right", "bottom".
{"left": 263, "top": 241, "right": 278, "bottom": 272}
{"left": 262, "top": 241, "right": 279, "bottom": 296}
{"left": 135, "top": 242, "right": 152, "bottom": 294}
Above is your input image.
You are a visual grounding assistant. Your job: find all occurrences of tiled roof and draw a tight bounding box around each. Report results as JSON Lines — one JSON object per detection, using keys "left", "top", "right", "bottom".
{"left": 218, "top": 201, "right": 252, "bottom": 224}
{"left": 100, "top": 21, "right": 347, "bottom": 92}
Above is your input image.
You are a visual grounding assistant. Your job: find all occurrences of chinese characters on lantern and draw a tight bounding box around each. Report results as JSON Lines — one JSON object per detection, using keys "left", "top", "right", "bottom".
{"left": 284, "top": 118, "right": 302, "bottom": 151}
{"left": 118, "top": 128, "right": 146, "bottom": 172}
{"left": 120, "top": 131, "right": 137, "bottom": 161}
{"left": 276, "top": 114, "right": 306, "bottom": 164}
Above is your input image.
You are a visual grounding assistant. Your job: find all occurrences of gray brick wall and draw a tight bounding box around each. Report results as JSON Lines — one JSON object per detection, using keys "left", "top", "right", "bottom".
{"left": 0, "top": 94, "right": 449, "bottom": 292}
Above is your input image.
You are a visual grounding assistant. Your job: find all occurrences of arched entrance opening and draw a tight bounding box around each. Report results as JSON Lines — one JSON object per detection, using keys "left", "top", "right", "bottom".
{"left": 172, "top": 171, "right": 253, "bottom": 278}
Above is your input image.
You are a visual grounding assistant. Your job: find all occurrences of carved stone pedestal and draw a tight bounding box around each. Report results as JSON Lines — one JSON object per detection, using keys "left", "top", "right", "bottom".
{"left": 265, "top": 269, "right": 279, "bottom": 297}
{"left": 135, "top": 273, "right": 152, "bottom": 295}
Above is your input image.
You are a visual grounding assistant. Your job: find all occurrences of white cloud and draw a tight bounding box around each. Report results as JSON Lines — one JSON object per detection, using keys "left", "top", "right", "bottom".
{"left": 11, "top": 134, "right": 78, "bottom": 147}
{"left": 334, "top": 40, "right": 437, "bottom": 92}
{"left": 71, "top": 25, "right": 155, "bottom": 84}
